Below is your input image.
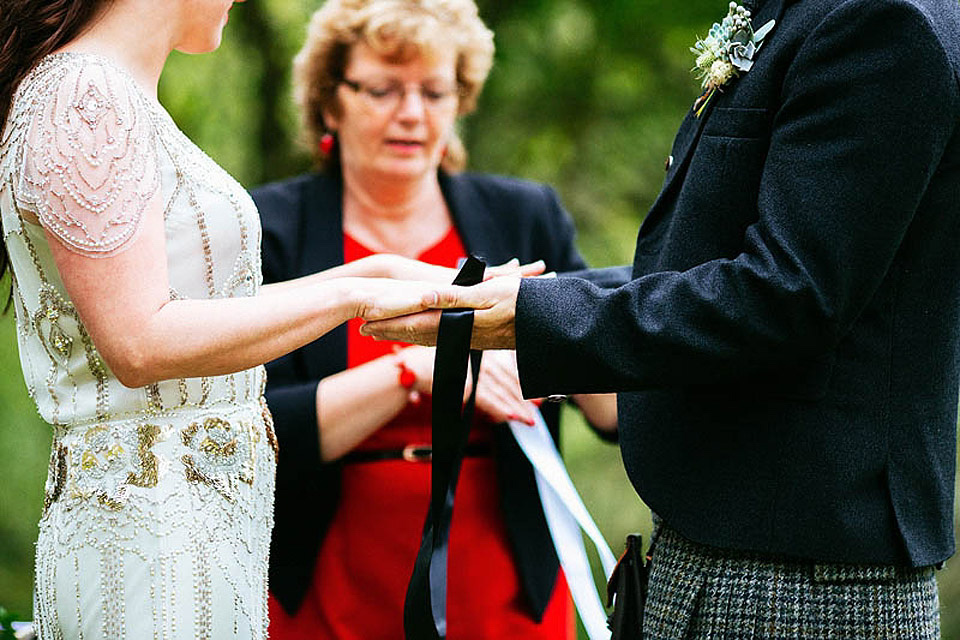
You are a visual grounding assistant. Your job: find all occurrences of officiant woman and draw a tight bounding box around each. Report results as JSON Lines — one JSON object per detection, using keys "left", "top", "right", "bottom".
{"left": 252, "top": 0, "right": 618, "bottom": 638}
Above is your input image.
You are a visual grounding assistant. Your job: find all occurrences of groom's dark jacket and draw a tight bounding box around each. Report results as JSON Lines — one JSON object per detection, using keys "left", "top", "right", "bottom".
{"left": 518, "top": 0, "right": 960, "bottom": 566}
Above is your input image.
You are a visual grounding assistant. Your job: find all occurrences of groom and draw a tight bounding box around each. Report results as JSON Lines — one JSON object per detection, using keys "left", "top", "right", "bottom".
{"left": 365, "top": 0, "right": 960, "bottom": 635}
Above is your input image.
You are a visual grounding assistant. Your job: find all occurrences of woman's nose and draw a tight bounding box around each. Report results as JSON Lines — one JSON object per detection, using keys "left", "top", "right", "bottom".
{"left": 394, "top": 88, "right": 426, "bottom": 121}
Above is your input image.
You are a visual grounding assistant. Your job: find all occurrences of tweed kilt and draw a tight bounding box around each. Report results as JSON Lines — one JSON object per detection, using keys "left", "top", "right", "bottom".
{"left": 642, "top": 523, "right": 939, "bottom": 639}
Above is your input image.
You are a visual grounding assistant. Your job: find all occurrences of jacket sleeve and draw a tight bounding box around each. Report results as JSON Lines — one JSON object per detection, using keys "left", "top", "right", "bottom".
{"left": 253, "top": 179, "right": 343, "bottom": 613}
{"left": 558, "top": 266, "right": 632, "bottom": 289}
{"left": 529, "top": 185, "right": 620, "bottom": 442}
{"left": 516, "top": 0, "right": 959, "bottom": 397}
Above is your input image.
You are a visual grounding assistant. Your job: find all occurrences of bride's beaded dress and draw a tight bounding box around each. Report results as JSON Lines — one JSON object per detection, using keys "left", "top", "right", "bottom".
{"left": 0, "top": 52, "right": 276, "bottom": 639}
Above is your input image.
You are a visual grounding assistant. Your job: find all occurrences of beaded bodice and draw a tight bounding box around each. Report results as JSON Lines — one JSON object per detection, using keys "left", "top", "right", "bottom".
{"left": 0, "top": 52, "right": 264, "bottom": 428}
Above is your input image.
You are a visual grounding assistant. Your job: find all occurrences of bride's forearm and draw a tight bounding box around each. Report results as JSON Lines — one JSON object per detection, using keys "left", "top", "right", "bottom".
{"left": 111, "top": 278, "right": 361, "bottom": 387}
{"left": 260, "top": 254, "right": 399, "bottom": 297}
{"left": 109, "top": 274, "right": 446, "bottom": 387}
{"left": 46, "top": 210, "right": 442, "bottom": 388}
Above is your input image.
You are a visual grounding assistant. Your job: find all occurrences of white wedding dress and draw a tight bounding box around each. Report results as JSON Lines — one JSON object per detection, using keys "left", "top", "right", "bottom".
{"left": 0, "top": 52, "right": 276, "bottom": 639}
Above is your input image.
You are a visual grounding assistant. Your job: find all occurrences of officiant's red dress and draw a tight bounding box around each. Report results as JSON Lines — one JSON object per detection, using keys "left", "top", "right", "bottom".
{"left": 267, "top": 229, "right": 574, "bottom": 639}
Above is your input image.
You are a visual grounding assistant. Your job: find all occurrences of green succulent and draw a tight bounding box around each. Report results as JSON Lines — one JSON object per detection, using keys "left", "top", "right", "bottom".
{"left": 690, "top": 1, "right": 776, "bottom": 116}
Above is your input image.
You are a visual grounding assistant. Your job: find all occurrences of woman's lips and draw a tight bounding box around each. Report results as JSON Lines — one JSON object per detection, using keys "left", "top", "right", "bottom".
{"left": 386, "top": 140, "right": 425, "bottom": 153}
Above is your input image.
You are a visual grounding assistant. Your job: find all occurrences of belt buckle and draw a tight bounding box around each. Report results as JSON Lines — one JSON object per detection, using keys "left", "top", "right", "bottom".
{"left": 402, "top": 444, "right": 432, "bottom": 463}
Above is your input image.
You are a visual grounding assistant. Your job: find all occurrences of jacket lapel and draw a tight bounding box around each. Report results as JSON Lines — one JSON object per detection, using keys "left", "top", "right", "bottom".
{"left": 439, "top": 171, "right": 510, "bottom": 265}
{"left": 298, "top": 171, "right": 345, "bottom": 277}
{"left": 640, "top": 0, "right": 789, "bottom": 234}
{"left": 438, "top": 170, "right": 561, "bottom": 618}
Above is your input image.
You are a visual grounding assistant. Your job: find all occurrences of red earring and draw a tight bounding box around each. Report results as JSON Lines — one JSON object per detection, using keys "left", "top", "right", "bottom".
{"left": 319, "top": 132, "right": 335, "bottom": 155}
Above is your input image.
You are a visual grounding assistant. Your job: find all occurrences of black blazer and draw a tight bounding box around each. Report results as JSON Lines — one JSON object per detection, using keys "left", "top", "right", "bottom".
{"left": 517, "top": 0, "right": 960, "bottom": 566}
{"left": 253, "top": 170, "right": 600, "bottom": 618}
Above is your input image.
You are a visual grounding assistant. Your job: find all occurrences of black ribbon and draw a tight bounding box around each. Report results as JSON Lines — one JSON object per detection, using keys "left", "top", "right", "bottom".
{"left": 403, "top": 256, "right": 486, "bottom": 640}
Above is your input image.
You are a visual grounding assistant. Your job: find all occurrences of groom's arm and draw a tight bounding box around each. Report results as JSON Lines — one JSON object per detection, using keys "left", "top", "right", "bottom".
{"left": 558, "top": 265, "right": 632, "bottom": 289}
{"left": 513, "top": 0, "right": 959, "bottom": 397}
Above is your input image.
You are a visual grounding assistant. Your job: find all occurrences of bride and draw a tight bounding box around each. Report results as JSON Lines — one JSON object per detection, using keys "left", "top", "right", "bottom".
{"left": 0, "top": 0, "right": 513, "bottom": 637}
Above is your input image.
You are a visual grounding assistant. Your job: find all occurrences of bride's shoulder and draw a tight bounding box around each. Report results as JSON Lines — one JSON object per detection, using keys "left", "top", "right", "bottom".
{"left": 16, "top": 52, "right": 154, "bottom": 121}
{"left": 14, "top": 51, "right": 162, "bottom": 147}
{"left": 25, "top": 51, "right": 134, "bottom": 82}
{"left": 11, "top": 52, "right": 163, "bottom": 257}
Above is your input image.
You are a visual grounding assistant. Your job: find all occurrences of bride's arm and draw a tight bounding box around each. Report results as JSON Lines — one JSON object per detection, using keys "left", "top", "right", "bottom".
{"left": 47, "top": 202, "right": 440, "bottom": 388}
{"left": 259, "top": 255, "right": 548, "bottom": 297}
{"left": 258, "top": 253, "right": 453, "bottom": 297}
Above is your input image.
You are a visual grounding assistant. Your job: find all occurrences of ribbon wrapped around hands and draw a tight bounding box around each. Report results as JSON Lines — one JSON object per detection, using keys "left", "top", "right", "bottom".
{"left": 403, "top": 256, "right": 486, "bottom": 640}
{"left": 403, "top": 255, "right": 618, "bottom": 640}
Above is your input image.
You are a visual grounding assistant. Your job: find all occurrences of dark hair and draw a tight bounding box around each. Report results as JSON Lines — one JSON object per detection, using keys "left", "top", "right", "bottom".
{"left": 0, "top": 0, "right": 111, "bottom": 311}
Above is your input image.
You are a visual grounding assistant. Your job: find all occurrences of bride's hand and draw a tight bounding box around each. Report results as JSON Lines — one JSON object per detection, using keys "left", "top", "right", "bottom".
{"left": 360, "top": 254, "right": 547, "bottom": 283}
{"left": 350, "top": 277, "right": 447, "bottom": 321}
{"left": 376, "top": 255, "right": 457, "bottom": 283}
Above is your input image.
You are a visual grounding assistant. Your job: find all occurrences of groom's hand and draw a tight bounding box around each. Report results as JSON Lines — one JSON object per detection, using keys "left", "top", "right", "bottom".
{"left": 360, "top": 276, "right": 520, "bottom": 349}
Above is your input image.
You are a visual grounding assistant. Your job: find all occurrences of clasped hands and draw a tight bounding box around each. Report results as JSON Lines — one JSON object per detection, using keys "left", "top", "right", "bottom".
{"left": 358, "top": 256, "right": 541, "bottom": 350}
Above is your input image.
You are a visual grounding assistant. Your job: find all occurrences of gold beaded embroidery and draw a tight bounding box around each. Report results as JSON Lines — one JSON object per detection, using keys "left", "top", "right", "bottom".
{"left": 43, "top": 443, "right": 68, "bottom": 513}
{"left": 260, "top": 397, "right": 279, "bottom": 461}
{"left": 68, "top": 421, "right": 161, "bottom": 508}
{"left": 31, "top": 283, "right": 111, "bottom": 421}
{"left": 145, "top": 383, "right": 165, "bottom": 414}
{"left": 181, "top": 416, "right": 255, "bottom": 498}
{"left": 126, "top": 423, "right": 160, "bottom": 488}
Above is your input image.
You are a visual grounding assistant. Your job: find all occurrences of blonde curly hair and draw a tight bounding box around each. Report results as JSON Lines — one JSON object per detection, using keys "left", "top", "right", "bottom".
{"left": 294, "top": 0, "right": 495, "bottom": 172}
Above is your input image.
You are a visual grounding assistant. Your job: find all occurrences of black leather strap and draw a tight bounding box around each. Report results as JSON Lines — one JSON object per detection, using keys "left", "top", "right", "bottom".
{"left": 403, "top": 256, "right": 486, "bottom": 640}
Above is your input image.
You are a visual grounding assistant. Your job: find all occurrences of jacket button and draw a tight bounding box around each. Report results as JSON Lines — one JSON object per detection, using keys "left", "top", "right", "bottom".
{"left": 664, "top": 155, "right": 674, "bottom": 171}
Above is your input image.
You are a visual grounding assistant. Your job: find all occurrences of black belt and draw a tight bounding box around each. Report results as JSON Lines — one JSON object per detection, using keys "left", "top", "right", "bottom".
{"left": 342, "top": 442, "right": 492, "bottom": 464}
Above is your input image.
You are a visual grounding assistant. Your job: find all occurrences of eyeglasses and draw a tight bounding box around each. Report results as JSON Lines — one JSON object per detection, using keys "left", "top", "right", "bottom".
{"left": 339, "top": 77, "right": 462, "bottom": 112}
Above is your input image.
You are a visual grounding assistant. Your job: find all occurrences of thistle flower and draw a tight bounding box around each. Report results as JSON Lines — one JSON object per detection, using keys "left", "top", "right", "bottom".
{"left": 708, "top": 59, "right": 737, "bottom": 87}
{"left": 691, "top": 2, "right": 775, "bottom": 116}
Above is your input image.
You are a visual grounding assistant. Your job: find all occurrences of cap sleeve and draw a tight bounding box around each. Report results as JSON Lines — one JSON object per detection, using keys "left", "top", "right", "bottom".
{"left": 16, "top": 57, "right": 161, "bottom": 258}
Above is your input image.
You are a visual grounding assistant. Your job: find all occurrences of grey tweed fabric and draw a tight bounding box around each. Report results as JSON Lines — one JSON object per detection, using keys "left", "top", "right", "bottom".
{"left": 642, "top": 524, "right": 940, "bottom": 639}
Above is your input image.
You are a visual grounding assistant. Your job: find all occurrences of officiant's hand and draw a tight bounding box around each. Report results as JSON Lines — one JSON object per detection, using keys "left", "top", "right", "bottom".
{"left": 360, "top": 275, "right": 520, "bottom": 349}
{"left": 472, "top": 349, "right": 536, "bottom": 425}
{"left": 368, "top": 254, "right": 545, "bottom": 283}
{"left": 394, "top": 345, "right": 536, "bottom": 425}
{"left": 484, "top": 258, "right": 546, "bottom": 280}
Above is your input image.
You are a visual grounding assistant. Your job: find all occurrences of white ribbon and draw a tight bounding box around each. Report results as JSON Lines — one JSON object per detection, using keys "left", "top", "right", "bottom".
{"left": 509, "top": 411, "right": 617, "bottom": 640}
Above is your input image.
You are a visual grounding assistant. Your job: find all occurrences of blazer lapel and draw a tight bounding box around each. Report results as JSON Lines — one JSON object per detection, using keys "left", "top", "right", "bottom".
{"left": 298, "top": 171, "right": 345, "bottom": 277}
{"left": 641, "top": 0, "right": 789, "bottom": 234}
{"left": 439, "top": 171, "right": 510, "bottom": 265}
{"left": 438, "top": 171, "right": 561, "bottom": 619}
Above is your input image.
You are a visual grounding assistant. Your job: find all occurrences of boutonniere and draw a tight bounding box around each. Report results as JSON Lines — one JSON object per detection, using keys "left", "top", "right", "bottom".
{"left": 690, "top": 2, "right": 776, "bottom": 116}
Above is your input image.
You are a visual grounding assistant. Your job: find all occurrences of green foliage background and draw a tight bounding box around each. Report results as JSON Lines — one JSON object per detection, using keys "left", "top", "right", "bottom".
{"left": 2, "top": 0, "right": 959, "bottom": 635}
